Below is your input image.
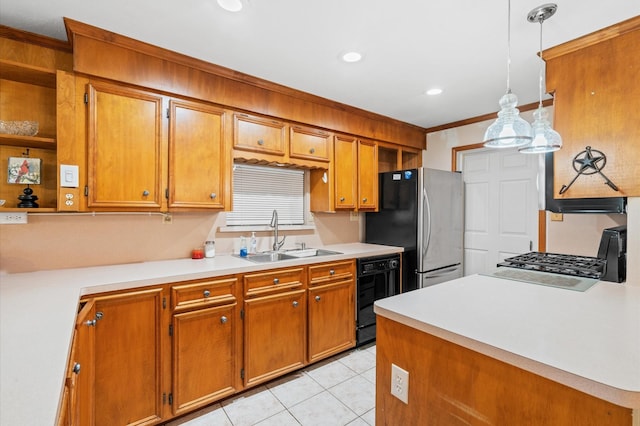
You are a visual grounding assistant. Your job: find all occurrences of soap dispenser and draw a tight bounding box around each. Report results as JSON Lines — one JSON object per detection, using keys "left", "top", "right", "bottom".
{"left": 250, "top": 232, "right": 257, "bottom": 254}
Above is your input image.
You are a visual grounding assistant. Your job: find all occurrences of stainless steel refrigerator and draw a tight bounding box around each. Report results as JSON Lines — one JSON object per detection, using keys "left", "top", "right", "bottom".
{"left": 365, "top": 168, "right": 464, "bottom": 291}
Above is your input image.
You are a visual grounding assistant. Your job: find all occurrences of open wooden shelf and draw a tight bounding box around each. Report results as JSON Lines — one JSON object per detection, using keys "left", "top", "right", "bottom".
{"left": 0, "top": 133, "right": 56, "bottom": 150}
{"left": 0, "top": 59, "right": 57, "bottom": 88}
{"left": 0, "top": 207, "right": 57, "bottom": 213}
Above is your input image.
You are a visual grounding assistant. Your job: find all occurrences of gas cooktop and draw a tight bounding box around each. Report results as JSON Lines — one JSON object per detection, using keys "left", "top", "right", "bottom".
{"left": 497, "top": 252, "right": 606, "bottom": 280}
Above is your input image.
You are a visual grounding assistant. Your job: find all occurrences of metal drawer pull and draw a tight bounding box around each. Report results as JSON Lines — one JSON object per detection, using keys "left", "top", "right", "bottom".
{"left": 210, "top": 193, "right": 217, "bottom": 199}
{"left": 315, "top": 296, "right": 321, "bottom": 302}
{"left": 273, "top": 278, "right": 279, "bottom": 285}
{"left": 220, "top": 316, "right": 228, "bottom": 324}
{"left": 362, "top": 197, "right": 368, "bottom": 203}
{"left": 309, "top": 148, "right": 315, "bottom": 154}
{"left": 85, "top": 311, "right": 104, "bottom": 327}
{"left": 329, "top": 269, "right": 335, "bottom": 275}
{"left": 339, "top": 197, "right": 345, "bottom": 202}
{"left": 203, "top": 290, "right": 210, "bottom": 298}
{"left": 257, "top": 139, "right": 264, "bottom": 146}
{"left": 73, "top": 363, "right": 81, "bottom": 375}
{"left": 292, "top": 301, "right": 299, "bottom": 307}
{"left": 142, "top": 190, "right": 150, "bottom": 196}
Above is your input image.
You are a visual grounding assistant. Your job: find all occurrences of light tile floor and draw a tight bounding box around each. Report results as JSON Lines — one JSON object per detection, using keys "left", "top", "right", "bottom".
{"left": 163, "top": 344, "right": 377, "bottom": 426}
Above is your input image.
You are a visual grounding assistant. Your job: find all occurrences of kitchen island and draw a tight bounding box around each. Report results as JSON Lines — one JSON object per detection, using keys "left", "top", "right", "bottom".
{"left": 374, "top": 274, "right": 640, "bottom": 425}
{"left": 0, "top": 242, "right": 401, "bottom": 426}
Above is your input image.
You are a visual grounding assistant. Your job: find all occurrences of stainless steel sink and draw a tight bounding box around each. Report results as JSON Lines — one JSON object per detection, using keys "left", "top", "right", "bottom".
{"left": 237, "top": 248, "right": 342, "bottom": 263}
{"left": 240, "top": 252, "right": 297, "bottom": 263}
{"left": 284, "top": 248, "right": 342, "bottom": 258}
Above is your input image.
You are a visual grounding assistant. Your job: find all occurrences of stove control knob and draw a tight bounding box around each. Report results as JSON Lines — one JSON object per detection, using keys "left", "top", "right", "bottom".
{"left": 388, "top": 259, "right": 399, "bottom": 269}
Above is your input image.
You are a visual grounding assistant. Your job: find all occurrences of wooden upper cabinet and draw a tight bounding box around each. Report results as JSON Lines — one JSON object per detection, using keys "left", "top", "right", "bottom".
{"left": 289, "top": 125, "right": 331, "bottom": 163}
{"left": 545, "top": 17, "right": 640, "bottom": 198}
{"left": 233, "top": 113, "right": 286, "bottom": 157}
{"left": 334, "top": 135, "right": 358, "bottom": 209}
{"left": 86, "top": 82, "right": 164, "bottom": 209}
{"left": 168, "top": 99, "right": 227, "bottom": 209}
{"left": 358, "top": 139, "right": 378, "bottom": 210}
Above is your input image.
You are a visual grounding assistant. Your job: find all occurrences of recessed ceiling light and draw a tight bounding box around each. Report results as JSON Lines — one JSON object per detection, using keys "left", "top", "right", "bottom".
{"left": 426, "top": 88, "right": 443, "bottom": 96}
{"left": 217, "top": 0, "right": 243, "bottom": 12}
{"left": 341, "top": 51, "right": 363, "bottom": 63}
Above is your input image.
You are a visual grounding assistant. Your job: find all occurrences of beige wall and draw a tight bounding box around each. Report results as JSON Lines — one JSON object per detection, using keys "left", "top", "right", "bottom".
{"left": 426, "top": 110, "right": 637, "bottom": 285}
{"left": 0, "top": 211, "right": 360, "bottom": 274}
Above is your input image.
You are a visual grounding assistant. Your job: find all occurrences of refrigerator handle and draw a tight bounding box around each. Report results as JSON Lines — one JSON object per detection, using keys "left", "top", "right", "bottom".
{"left": 422, "top": 187, "right": 432, "bottom": 261}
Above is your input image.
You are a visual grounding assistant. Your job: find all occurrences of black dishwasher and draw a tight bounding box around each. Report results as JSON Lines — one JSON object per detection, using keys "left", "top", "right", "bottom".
{"left": 356, "top": 254, "right": 400, "bottom": 346}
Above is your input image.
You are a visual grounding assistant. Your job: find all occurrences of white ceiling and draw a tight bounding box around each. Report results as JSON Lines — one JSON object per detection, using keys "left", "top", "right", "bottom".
{"left": 1, "top": 0, "right": 639, "bottom": 129}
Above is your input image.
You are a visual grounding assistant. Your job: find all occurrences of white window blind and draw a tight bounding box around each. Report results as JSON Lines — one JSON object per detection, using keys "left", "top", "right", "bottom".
{"left": 227, "top": 164, "right": 305, "bottom": 226}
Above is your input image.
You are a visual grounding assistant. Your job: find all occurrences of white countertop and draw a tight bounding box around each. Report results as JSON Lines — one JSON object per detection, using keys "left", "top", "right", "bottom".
{"left": 0, "top": 243, "right": 402, "bottom": 426}
{"left": 374, "top": 273, "right": 640, "bottom": 409}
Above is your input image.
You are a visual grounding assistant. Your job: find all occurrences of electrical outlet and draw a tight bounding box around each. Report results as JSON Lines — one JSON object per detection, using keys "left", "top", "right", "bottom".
{"left": 0, "top": 212, "right": 28, "bottom": 224}
{"left": 162, "top": 213, "right": 172, "bottom": 224}
{"left": 350, "top": 211, "right": 359, "bottom": 222}
{"left": 391, "top": 363, "right": 409, "bottom": 404}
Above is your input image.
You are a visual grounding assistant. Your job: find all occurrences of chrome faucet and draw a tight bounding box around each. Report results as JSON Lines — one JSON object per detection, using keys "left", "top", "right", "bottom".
{"left": 270, "top": 209, "right": 286, "bottom": 251}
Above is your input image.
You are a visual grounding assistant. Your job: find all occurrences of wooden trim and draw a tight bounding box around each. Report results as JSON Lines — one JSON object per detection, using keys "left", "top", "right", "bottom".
{"left": 0, "top": 25, "right": 72, "bottom": 52}
{"left": 538, "top": 210, "right": 547, "bottom": 252}
{"left": 543, "top": 15, "right": 640, "bottom": 61}
{"left": 451, "top": 143, "right": 547, "bottom": 253}
{"left": 426, "top": 98, "right": 553, "bottom": 134}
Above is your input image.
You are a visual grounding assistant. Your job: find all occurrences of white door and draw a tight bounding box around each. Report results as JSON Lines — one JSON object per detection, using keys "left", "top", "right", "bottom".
{"left": 460, "top": 148, "right": 540, "bottom": 276}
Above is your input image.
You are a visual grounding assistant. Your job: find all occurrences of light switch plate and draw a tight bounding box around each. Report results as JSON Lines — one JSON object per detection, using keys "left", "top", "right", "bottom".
{"left": 60, "top": 164, "right": 79, "bottom": 188}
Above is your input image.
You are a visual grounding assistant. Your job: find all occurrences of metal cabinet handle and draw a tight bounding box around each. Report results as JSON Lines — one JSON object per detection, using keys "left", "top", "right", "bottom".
{"left": 220, "top": 316, "right": 228, "bottom": 324}
{"left": 309, "top": 148, "right": 315, "bottom": 154}
{"left": 273, "top": 278, "right": 279, "bottom": 285}
{"left": 85, "top": 311, "right": 104, "bottom": 327}
{"left": 257, "top": 139, "right": 264, "bottom": 146}
{"left": 329, "top": 269, "right": 335, "bottom": 275}
{"left": 292, "top": 301, "right": 299, "bottom": 307}
{"left": 142, "top": 190, "right": 150, "bottom": 196}
{"left": 315, "top": 295, "right": 321, "bottom": 302}
{"left": 72, "top": 363, "right": 81, "bottom": 375}
{"left": 362, "top": 197, "right": 368, "bottom": 203}
{"left": 203, "top": 290, "right": 210, "bottom": 298}
{"left": 339, "top": 197, "right": 345, "bottom": 202}
{"left": 210, "top": 193, "right": 217, "bottom": 199}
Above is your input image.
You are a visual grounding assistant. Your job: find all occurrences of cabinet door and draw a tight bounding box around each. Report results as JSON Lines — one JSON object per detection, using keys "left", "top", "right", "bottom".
{"left": 308, "top": 279, "right": 355, "bottom": 363}
{"left": 172, "top": 304, "right": 238, "bottom": 415}
{"left": 244, "top": 289, "right": 306, "bottom": 387}
{"left": 93, "top": 288, "right": 164, "bottom": 426}
{"left": 357, "top": 140, "right": 378, "bottom": 210}
{"left": 233, "top": 113, "right": 286, "bottom": 156}
{"left": 289, "top": 125, "right": 331, "bottom": 163}
{"left": 168, "top": 99, "right": 227, "bottom": 209}
{"left": 334, "top": 135, "right": 358, "bottom": 209}
{"left": 86, "top": 82, "right": 164, "bottom": 209}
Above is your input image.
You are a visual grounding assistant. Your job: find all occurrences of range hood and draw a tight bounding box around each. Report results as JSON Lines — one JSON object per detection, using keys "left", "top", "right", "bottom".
{"left": 545, "top": 153, "right": 627, "bottom": 214}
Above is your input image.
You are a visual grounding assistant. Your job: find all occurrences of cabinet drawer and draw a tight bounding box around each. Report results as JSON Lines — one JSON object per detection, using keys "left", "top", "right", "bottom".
{"left": 172, "top": 276, "right": 237, "bottom": 311}
{"left": 308, "top": 260, "right": 354, "bottom": 285}
{"left": 234, "top": 113, "right": 286, "bottom": 156}
{"left": 244, "top": 267, "right": 305, "bottom": 297}
{"left": 290, "top": 126, "right": 331, "bottom": 162}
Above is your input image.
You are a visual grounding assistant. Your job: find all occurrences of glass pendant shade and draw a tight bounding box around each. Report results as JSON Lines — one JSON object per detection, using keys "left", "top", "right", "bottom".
{"left": 483, "top": 91, "right": 533, "bottom": 148}
{"left": 519, "top": 105, "right": 562, "bottom": 153}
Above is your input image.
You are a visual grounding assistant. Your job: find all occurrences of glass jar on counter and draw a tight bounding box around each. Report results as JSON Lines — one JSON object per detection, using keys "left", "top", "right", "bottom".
{"left": 204, "top": 241, "right": 216, "bottom": 258}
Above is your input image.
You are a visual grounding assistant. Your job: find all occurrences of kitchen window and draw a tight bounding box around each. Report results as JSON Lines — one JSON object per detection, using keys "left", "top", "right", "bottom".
{"left": 226, "top": 164, "right": 305, "bottom": 226}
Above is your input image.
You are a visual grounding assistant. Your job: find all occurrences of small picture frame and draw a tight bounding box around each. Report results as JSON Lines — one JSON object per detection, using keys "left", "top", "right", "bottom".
{"left": 7, "top": 157, "right": 42, "bottom": 184}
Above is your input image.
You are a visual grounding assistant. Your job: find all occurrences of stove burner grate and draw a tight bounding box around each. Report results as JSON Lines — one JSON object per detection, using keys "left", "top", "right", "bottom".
{"left": 497, "top": 252, "right": 605, "bottom": 279}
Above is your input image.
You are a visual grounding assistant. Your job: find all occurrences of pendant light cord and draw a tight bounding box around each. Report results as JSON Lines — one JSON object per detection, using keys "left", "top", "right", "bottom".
{"left": 538, "top": 19, "right": 544, "bottom": 108}
{"left": 506, "top": 0, "right": 512, "bottom": 93}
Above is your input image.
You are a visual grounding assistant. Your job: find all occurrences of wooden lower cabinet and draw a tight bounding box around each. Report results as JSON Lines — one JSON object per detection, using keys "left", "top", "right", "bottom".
{"left": 172, "top": 303, "right": 238, "bottom": 415}
{"left": 65, "top": 259, "right": 358, "bottom": 425}
{"left": 243, "top": 289, "right": 307, "bottom": 387}
{"left": 92, "top": 288, "right": 165, "bottom": 426}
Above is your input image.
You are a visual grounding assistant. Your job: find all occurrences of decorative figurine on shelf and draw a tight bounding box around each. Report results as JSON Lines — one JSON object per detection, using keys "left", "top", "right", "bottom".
{"left": 7, "top": 155, "right": 41, "bottom": 208}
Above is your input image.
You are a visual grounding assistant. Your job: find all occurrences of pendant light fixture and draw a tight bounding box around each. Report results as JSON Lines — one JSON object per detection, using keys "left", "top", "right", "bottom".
{"left": 519, "top": 3, "right": 563, "bottom": 154}
{"left": 483, "top": 0, "right": 533, "bottom": 149}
